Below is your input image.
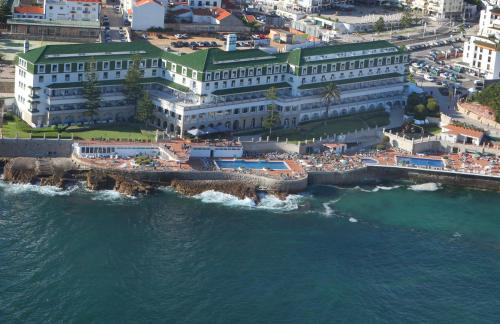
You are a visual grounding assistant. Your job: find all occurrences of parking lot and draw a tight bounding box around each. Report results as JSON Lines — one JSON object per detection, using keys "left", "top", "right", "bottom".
{"left": 101, "top": 5, "right": 127, "bottom": 43}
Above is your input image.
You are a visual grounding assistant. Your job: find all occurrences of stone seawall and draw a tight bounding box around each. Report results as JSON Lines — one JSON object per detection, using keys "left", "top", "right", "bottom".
{"left": 308, "top": 166, "right": 500, "bottom": 191}
{"left": 0, "top": 138, "right": 73, "bottom": 158}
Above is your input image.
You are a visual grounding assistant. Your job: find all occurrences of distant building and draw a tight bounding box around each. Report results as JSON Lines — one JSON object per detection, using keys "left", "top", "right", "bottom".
{"left": 411, "top": 0, "right": 464, "bottom": 20}
{"left": 441, "top": 124, "right": 485, "bottom": 145}
{"left": 127, "top": 0, "right": 165, "bottom": 30}
{"left": 462, "top": 5, "right": 500, "bottom": 80}
{"left": 8, "top": 0, "right": 101, "bottom": 41}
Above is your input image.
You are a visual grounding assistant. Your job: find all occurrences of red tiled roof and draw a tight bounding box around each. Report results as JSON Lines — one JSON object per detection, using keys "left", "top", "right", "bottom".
{"left": 443, "top": 124, "right": 484, "bottom": 139}
{"left": 213, "top": 8, "right": 231, "bottom": 21}
{"left": 14, "top": 5, "right": 44, "bottom": 14}
{"left": 192, "top": 8, "right": 211, "bottom": 16}
{"left": 245, "top": 15, "right": 256, "bottom": 23}
{"left": 459, "top": 102, "right": 496, "bottom": 121}
{"left": 135, "top": 0, "right": 162, "bottom": 6}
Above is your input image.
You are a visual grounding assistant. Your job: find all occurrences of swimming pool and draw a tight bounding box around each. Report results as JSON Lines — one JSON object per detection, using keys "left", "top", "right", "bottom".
{"left": 397, "top": 156, "right": 444, "bottom": 168}
{"left": 361, "top": 158, "right": 378, "bottom": 165}
{"left": 215, "top": 160, "right": 289, "bottom": 170}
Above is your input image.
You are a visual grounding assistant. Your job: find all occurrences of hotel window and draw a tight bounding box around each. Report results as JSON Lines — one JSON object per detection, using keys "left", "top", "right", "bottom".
{"left": 51, "top": 75, "right": 57, "bottom": 82}
{"left": 51, "top": 64, "right": 58, "bottom": 72}
{"left": 322, "top": 65, "right": 327, "bottom": 73}
{"left": 205, "top": 83, "right": 210, "bottom": 89}
{"left": 171, "top": 63, "right": 176, "bottom": 72}
{"left": 231, "top": 80, "right": 235, "bottom": 87}
{"left": 38, "top": 65, "right": 45, "bottom": 73}
{"left": 78, "top": 73, "right": 83, "bottom": 81}
{"left": 248, "top": 78, "right": 252, "bottom": 85}
{"left": 274, "top": 66, "right": 280, "bottom": 73}
{"left": 281, "top": 64, "right": 287, "bottom": 72}
{"left": 231, "top": 70, "right": 237, "bottom": 78}
{"left": 223, "top": 71, "right": 229, "bottom": 79}
{"left": 214, "top": 72, "right": 220, "bottom": 80}
{"left": 103, "top": 61, "right": 109, "bottom": 70}
{"left": 140, "top": 60, "right": 146, "bottom": 68}
{"left": 152, "top": 59, "right": 158, "bottom": 67}
{"left": 116, "top": 61, "right": 122, "bottom": 70}
{"left": 256, "top": 77, "right": 260, "bottom": 84}
{"left": 256, "top": 68, "right": 262, "bottom": 76}
{"left": 206, "top": 73, "right": 211, "bottom": 81}
{"left": 267, "top": 67, "right": 272, "bottom": 74}
{"left": 248, "top": 69, "right": 254, "bottom": 76}
{"left": 377, "top": 58, "right": 383, "bottom": 65}
{"left": 214, "top": 82, "right": 218, "bottom": 89}
{"left": 103, "top": 72, "right": 108, "bottom": 79}
{"left": 152, "top": 69, "right": 157, "bottom": 76}
{"left": 349, "top": 62, "right": 354, "bottom": 69}
{"left": 239, "top": 69, "right": 246, "bottom": 77}
{"left": 239, "top": 79, "right": 244, "bottom": 86}
{"left": 116, "top": 71, "right": 121, "bottom": 78}
{"left": 312, "top": 67, "right": 317, "bottom": 74}
{"left": 222, "top": 81, "right": 227, "bottom": 88}
{"left": 192, "top": 71, "right": 197, "bottom": 79}
{"left": 331, "top": 64, "right": 336, "bottom": 72}
{"left": 266, "top": 76, "right": 271, "bottom": 83}
{"left": 395, "top": 56, "right": 399, "bottom": 64}
{"left": 369, "top": 59, "right": 374, "bottom": 67}
{"left": 38, "top": 75, "right": 44, "bottom": 82}
{"left": 182, "top": 67, "right": 187, "bottom": 76}
{"left": 64, "top": 63, "right": 71, "bottom": 72}
{"left": 77, "top": 63, "right": 84, "bottom": 71}
{"left": 340, "top": 63, "right": 345, "bottom": 71}
{"left": 65, "top": 74, "right": 70, "bottom": 81}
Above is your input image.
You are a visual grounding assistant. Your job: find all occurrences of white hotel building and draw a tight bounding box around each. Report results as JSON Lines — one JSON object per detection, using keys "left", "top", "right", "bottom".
{"left": 462, "top": 6, "right": 500, "bottom": 80}
{"left": 15, "top": 40, "right": 409, "bottom": 136}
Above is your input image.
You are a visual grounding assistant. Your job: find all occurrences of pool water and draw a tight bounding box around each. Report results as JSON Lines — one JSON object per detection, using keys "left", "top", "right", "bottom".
{"left": 361, "top": 158, "right": 378, "bottom": 165}
{"left": 215, "top": 160, "right": 289, "bottom": 170}
{"left": 397, "top": 156, "right": 444, "bottom": 168}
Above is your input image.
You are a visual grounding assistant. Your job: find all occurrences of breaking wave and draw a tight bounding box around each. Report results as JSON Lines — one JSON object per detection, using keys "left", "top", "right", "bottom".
{"left": 0, "top": 181, "right": 78, "bottom": 196}
{"left": 193, "top": 190, "right": 302, "bottom": 211}
{"left": 321, "top": 198, "right": 341, "bottom": 217}
{"left": 407, "top": 183, "right": 442, "bottom": 192}
{"left": 90, "top": 190, "right": 136, "bottom": 201}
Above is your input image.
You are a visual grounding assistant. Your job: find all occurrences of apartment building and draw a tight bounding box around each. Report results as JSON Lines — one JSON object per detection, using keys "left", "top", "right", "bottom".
{"left": 15, "top": 40, "right": 408, "bottom": 136}
{"left": 462, "top": 6, "right": 500, "bottom": 80}
{"left": 412, "top": 0, "right": 464, "bottom": 20}
{"left": 252, "top": 0, "right": 333, "bottom": 15}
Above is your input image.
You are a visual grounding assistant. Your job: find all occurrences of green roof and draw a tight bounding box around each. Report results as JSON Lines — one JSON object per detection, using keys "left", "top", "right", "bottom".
{"left": 18, "top": 41, "right": 163, "bottom": 64}
{"left": 212, "top": 82, "right": 291, "bottom": 96}
{"left": 287, "top": 40, "right": 400, "bottom": 66}
{"left": 47, "top": 77, "right": 189, "bottom": 92}
{"left": 163, "top": 48, "right": 289, "bottom": 71}
{"left": 298, "top": 72, "right": 404, "bottom": 90}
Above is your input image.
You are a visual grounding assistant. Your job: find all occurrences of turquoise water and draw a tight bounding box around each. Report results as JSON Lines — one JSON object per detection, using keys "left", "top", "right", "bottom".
{"left": 1, "top": 182, "right": 500, "bottom": 322}
{"left": 215, "top": 159, "right": 289, "bottom": 170}
{"left": 397, "top": 156, "right": 444, "bottom": 168}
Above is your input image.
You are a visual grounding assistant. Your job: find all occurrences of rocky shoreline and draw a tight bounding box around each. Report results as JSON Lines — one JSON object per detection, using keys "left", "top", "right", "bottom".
{"left": 0, "top": 157, "right": 268, "bottom": 200}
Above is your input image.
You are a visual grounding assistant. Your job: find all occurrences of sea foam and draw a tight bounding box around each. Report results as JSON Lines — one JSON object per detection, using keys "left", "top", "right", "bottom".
{"left": 0, "top": 181, "right": 78, "bottom": 196}
{"left": 407, "top": 183, "right": 442, "bottom": 192}
{"left": 193, "top": 190, "right": 302, "bottom": 211}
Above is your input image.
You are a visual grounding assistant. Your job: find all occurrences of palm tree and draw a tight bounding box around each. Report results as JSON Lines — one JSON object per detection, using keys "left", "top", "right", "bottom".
{"left": 321, "top": 82, "right": 341, "bottom": 121}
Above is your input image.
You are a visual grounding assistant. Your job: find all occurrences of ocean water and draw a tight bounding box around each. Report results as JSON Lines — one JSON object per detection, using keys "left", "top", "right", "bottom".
{"left": 1, "top": 181, "right": 500, "bottom": 323}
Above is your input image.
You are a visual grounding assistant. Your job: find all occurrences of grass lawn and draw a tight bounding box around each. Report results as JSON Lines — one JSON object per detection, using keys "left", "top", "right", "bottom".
{"left": 245, "top": 110, "right": 390, "bottom": 142}
{"left": 1, "top": 115, "right": 156, "bottom": 141}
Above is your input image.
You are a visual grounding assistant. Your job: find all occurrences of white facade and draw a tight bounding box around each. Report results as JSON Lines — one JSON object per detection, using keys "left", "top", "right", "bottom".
{"left": 252, "top": 0, "right": 333, "bottom": 15}
{"left": 15, "top": 41, "right": 409, "bottom": 137}
{"left": 462, "top": 6, "right": 500, "bottom": 80}
{"left": 129, "top": 0, "right": 165, "bottom": 30}
{"left": 44, "top": 0, "right": 101, "bottom": 21}
{"left": 412, "top": 0, "right": 464, "bottom": 19}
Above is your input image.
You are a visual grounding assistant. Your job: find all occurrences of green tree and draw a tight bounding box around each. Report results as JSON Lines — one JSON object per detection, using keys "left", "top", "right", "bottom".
{"left": 262, "top": 86, "right": 280, "bottom": 136}
{"left": 82, "top": 58, "right": 101, "bottom": 123}
{"left": 124, "top": 55, "right": 143, "bottom": 110}
{"left": 400, "top": 11, "right": 413, "bottom": 28}
{"left": 426, "top": 98, "right": 439, "bottom": 114}
{"left": 406, "top": 92, "right": 422, "bottom": 113}
{"left": 473, "top": 83, "right": 500, "bottom": 122}
{"left": 415, "top": 103, "right": 427, "bottom": 120}
{"left": 0, "top": 0, "right": 11, "bottom": 24}
{"left": 136, "top": 91, "right": 155, "bottom": 123}
{"left": 374, "top": 17, "right": 385, "bottom": 33}
{"left": 321, "top": 82, "right": 341, "bottom": 121}
{"left": 407, "top": 73, "right": 416, "bottom": 84}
